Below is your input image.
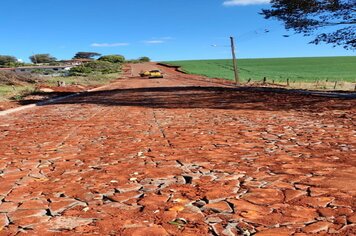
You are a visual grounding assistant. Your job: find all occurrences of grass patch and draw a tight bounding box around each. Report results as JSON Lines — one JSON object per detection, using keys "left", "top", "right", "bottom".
{"left": 163, "top": 56, "right": 356, "bottom": 83}
{"left": 44, "top": 73, "right": 120, "bottom": 86}
{"left": 0, "top": 72, "right": 120, "bottom": 102}
{"left": 0, "top": 85, "right": 36, "bottom": 101}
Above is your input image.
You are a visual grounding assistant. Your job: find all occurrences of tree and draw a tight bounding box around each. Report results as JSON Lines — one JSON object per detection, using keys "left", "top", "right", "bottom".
{"left": 0, "top": 55, "right": 17, "bottom": 67}
{"left": 262, "top": 0, "right": 356, "bottom": 49}
{"left": 73, "top": 52, "right": 101, "bottom": 59}
{"left": 138, "top": 56, "right": 151, "bottom": 62}
{"left": 98, "top": 54, "right": 125, "bottom": 64}
{"left": 69, "top": 61, "right": 120, "bottom": 76}
{"left": 29, "top": 54, "right": 57, "bottom": 64}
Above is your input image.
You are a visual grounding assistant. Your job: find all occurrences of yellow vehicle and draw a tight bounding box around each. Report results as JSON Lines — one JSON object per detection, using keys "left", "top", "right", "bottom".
{"left": 139, "top": 70, "right": 150, "bottom": 77}
{"left": 148, "top": 70, "right": 164, "bottom": 78}
{"left": 139, "top": 69, "right": 164, "bottom": 78}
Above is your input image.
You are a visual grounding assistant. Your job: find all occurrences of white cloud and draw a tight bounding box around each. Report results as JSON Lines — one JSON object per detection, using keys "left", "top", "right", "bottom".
{"left": 223, "top": 0, "right": 270, "bottom": 6}
{"left": 143, "top": 37, "right": 173, "bottom": 45}
{"left": 91, "top": 42, "right": 129, "bottom": 47}
{"left": 144, "top": 40, "right": 165, "bottom": 44}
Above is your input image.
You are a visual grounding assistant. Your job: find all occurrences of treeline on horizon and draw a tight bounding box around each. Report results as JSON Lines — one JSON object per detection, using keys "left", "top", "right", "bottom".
{"left": 0, "top": 52, "right": 150, "bottom": 68}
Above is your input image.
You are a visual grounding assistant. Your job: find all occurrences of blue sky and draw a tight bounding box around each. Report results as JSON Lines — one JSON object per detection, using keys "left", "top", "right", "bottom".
{"left": 0, "top": 0, "right": 354, "bottom": 62}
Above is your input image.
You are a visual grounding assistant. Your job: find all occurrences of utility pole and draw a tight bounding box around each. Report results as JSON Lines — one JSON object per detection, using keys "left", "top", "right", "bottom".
{"left": 230, "top": 36, "right": 239, "bottom": 85}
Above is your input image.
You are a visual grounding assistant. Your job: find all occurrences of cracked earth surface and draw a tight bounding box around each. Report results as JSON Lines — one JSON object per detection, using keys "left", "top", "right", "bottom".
{"left": 0, "top": 63, "right": 355, "bottom": 235}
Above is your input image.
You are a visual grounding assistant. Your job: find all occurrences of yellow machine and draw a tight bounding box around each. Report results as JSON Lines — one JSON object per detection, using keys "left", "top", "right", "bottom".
{"left": 139, "top": 70, "right": 151, "bottom": 77}
{"left": 148, "top": 70, "right": 163, "bottom": 78}
{"left": 140, "top": 69, "right": 164, "bottom": 78}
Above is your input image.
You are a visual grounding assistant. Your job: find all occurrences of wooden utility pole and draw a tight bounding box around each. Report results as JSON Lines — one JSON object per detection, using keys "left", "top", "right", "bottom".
{"left": 230, "top": 36, "right": 239, "bottom": 85}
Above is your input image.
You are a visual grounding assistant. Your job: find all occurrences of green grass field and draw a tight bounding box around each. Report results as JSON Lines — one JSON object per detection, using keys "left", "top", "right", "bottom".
{"left": 163, "top": 57, "right": 356, "bottom": 83}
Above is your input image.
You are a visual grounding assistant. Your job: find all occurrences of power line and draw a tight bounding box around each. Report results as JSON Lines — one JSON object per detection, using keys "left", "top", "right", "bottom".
{"left": 212, "top": 28, "right": 271, "bottom": 48}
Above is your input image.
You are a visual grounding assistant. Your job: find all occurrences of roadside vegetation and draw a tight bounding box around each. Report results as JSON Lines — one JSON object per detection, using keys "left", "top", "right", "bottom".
{"left": 0, "top": 52, "right": 151, "bottom": 104}
{"left": 0, "top": 71, "right": 119, "bottom": 102}
{"left": 0, "top": 72, "right": 37, "bottom": 101}
{"left": 44, "top": 73, "right": 120, "bottom": 87}
{"left": 163, "top": 56, "right": 356, "bottom": 84}
{"left": 68, "top": 61, "right": 121, "bottom": 76}
{"left": 126, "top": 56, "right": 151, "bottom": 64}
{"left": 0, "top": 85, "right": 36, "bottom": 102}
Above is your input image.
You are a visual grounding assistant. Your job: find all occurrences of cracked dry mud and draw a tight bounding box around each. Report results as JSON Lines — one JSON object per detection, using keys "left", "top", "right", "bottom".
{"left": 0, "top": 63, "right": 355, "bottom": 235}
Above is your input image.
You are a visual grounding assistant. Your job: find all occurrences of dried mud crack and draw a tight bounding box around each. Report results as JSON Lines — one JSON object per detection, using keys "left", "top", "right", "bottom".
{"left": 0, "top": 63, "right": 355, "bottom": 235}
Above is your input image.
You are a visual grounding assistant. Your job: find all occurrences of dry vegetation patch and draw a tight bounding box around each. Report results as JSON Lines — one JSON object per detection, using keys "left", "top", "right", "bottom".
{"left": 0, "top": 71, "right": 39, "bottom": 86}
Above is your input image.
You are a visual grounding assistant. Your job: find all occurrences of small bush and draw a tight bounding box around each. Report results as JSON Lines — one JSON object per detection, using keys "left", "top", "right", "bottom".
{"left": 9, "top": 87, "right": 37, "bottom": 101}
{"left": 69, "top": 65, "right": 93, "bottom": 76}
{"left": 69, "top": 61, "right": 120, "bottom": 76}
{"left": 3, "top": 62, "right": 25, "bottom": 68}
{"left": 0, "top": 71, "right": 38, "bottom": 85}
{"left": 98, "top": 55, "right": 125, "bottom": 64}
{"left": 0, "top": 55, "right": 17, "bottom": 67}
{"left": 125, "top": 59, "right": 140, "bottom": 64}
{"left": 138, "top": 57, "right": 151, "bottom": 62}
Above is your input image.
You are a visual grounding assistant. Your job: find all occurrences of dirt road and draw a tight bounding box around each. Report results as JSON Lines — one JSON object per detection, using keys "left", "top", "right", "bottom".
{"left": 0, "top": 63, "right": 355, "bottom": 235}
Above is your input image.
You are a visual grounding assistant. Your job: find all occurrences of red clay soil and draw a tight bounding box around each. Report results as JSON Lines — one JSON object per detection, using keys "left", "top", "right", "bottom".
{"left": 0, "top": 101, "right": 19, "bottom": 112}
{"left": 0, "top": 63, "right": 355, "bottom": 235}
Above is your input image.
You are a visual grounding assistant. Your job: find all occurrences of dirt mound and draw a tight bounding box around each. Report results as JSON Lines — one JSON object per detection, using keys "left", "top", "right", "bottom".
{"left": 0, "top": 71, "right": 39, "bottom": 85}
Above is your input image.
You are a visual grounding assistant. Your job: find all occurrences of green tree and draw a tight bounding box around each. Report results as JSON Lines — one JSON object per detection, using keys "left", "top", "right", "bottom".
{"left": 73, "top": 52, "right": 101, "bottom": 59}
{"left": 138, "top": 56, "right": 151, "bottom": 62}
{"left": 0, "top": 55, "right": 17, "bottom": 67}
{"left": 98, "top": 54, "right": 125, "bottom": 64}
{"left": 262, "top": 0, "right": 356, "bottom": 49}
{"left": 69, "top": 61, "right": 120, "bottom": 76}
{"left": 29, "top": 54, "right": 57, "bottom": 64}
{"left": 68, "top": 65, "right": 93, "bottom": 76}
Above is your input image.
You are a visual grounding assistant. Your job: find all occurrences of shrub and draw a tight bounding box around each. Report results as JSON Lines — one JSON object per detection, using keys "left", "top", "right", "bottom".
{"left": 138, "top": 57, "right": 151, "bottom": 62}
{"left": 4, "top": 62, "right": 25, "bottom": 68}
{"left": 98, "top": 55, "right": 125, "bottom": 64}
{"left": 86, "top": 61, "right": 121, "bottom": 73}
{"left": 69, "top": 65, "right": 93, "bottom": 76}
{"left": 125, "top": 59, "right": 140, "bottom": 64}
{"left": 0, "top": 55, "right": 17, "bottom": 67}
{"left": 69, "top": 61, "right": 120, "bottom": 76}
{"left": 0, "top": 71, "right": 38, "bottom": 85}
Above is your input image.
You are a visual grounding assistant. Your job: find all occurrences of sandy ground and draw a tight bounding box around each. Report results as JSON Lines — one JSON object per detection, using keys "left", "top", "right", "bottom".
{"left": 0, "top": 63, "right": 355, "bottom": 235}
